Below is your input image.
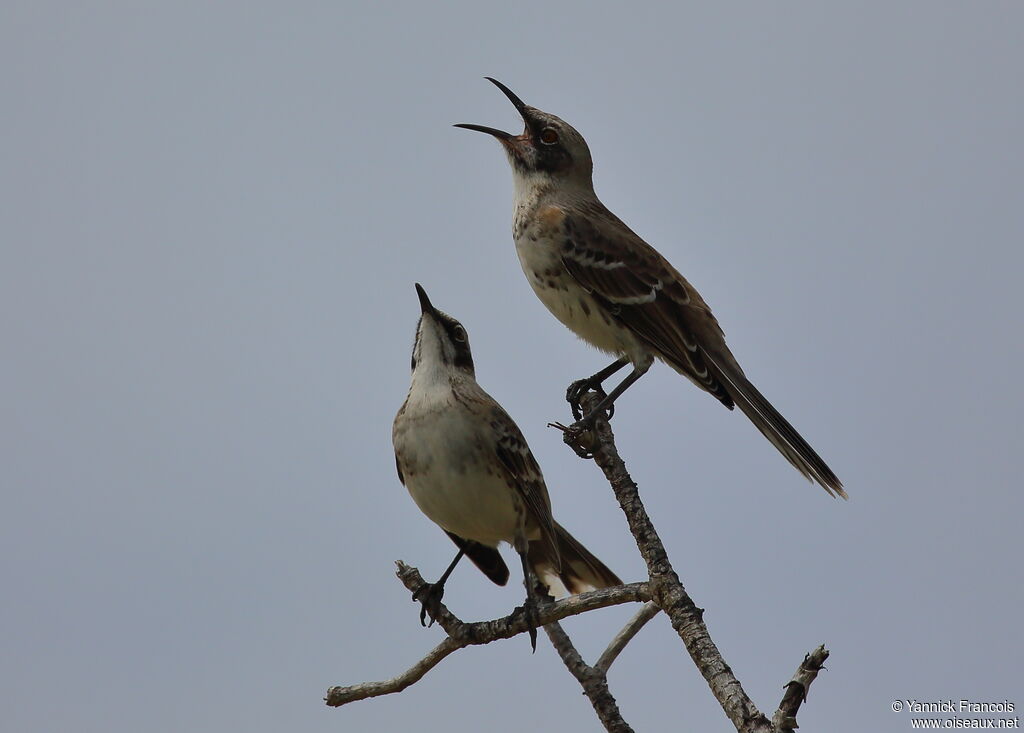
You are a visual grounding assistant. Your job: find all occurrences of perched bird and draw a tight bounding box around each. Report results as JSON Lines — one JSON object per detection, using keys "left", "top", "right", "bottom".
{"left": 392, "top": 284, "right": 621, "bottom": 649}
{"left": 456, "top": 78, "right": 845, "bottom": 498}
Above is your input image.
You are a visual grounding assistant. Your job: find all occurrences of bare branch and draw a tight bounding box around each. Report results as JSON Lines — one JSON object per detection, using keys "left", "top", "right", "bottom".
{"left": 544, "top": 621, "right": 634, "bottom": 733}
{"left": 327, "top": 391, "right": 833, "bottom": 732}
{"left": 561, "top": 394, "right": 773, "bottom": 732}
{"left": 323, "top": 637, "right": 460, "bottom": 706}
{"left": 595, "top": 601, "right": 660, "bottom": 674}
{"left": 392, "top": 561, "right": 651, "bottom": 643}
{"left": 771, "top": 645, "right": 830, "bottom": 732}
{"left": 325, "top": 562, "right": 650, "bottom": 708}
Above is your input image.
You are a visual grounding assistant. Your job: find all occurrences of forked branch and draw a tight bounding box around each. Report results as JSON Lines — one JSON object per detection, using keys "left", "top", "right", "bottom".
{"left": 324, "top": 564, "right": 649, "bottom": 707}
{"left": 327, "top": 392, "right": 833, "bottom": 732}
{"left": 544, "top": 621, "right": 635, "bottom": 733}
{"left": 555, "top": 392, "right": 832, "bottom": 732}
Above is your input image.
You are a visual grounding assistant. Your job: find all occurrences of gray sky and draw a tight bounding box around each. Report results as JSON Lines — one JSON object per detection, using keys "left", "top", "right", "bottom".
{"left": 3, "top": 2, "right": 1021, "bottom": 731}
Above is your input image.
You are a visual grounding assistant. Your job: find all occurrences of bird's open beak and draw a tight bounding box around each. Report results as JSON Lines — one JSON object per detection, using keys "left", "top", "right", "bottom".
{"left": 485, "top": 77, "right": 530, "bottom": 117}
{"left": 453, "top": 122, "right": 514, "bottom": 140}
{"left": 454, "top": 77, "right": 532, "bottom": 143}
{"left": 415, "top": 283, "right": 437, "bottom": 316}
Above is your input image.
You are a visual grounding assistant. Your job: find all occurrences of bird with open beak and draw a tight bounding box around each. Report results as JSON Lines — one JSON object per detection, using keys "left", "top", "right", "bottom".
{"left": 456, "top": 78, "right": 845, "bottom": 498}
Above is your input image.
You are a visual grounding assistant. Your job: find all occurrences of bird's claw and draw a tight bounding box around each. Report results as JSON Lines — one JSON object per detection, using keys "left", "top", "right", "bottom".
{"left": 566, "top": 378, "right": 590, "bottom": 421}
{"left": 566, "top": 380, "right": 613, "bottom": 422}
{"left": 517, "top": 596, "right": 542, "bottom": 652}
{"left": 412, "top": 582, "right": 445, "bottom": 627}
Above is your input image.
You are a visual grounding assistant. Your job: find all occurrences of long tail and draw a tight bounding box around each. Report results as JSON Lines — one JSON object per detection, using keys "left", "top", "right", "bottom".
{"left": 528, "top": 521, "right": 621, "bottom": 598}
{"left": 703, "top": 351, "right": 846, "bottom": 498}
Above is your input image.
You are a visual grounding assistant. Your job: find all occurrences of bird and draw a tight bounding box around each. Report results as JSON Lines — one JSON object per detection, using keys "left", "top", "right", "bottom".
{"left": 392, "top": 283, "right": 622, "bottom": 649}
{"left": 455, "top": 78, "right": 845, "bottom": 498}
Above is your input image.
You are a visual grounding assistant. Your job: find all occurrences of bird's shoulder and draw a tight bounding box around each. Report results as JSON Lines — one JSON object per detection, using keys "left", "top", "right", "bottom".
{"left": 544, "top": 199, "right": 713, "bottom": 315}
{"left": 470, "top": 396, "right": 541, "bottom": 479}
{"left": 392, "top": 397, "right": 410, "bottom": 438}
{"left": 448, "top": 382, "right": 540, "bottom": 467}
{"left": 468, "top": 394, "right": 556, "bottom": 534}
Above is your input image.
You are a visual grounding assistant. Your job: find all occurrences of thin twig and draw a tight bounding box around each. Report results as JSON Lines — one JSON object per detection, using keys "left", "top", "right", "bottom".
{"left": 595, "top": 601, "right": 660, "bottom": 674}
{"left": 544, "top": 621, "right": 634, "bottom": 733}
{"left": 771, "top": 645, "right": 830, "bottom": 732}
{"left": 324, "top": 564, "right": 650, "bottom": 708}
{"left": 323, "top": 637, "right": 460, "bottom": 706}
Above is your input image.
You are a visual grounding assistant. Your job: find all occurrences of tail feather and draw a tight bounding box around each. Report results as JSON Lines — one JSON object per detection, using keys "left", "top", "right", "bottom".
{"left": 528, "top": 521, "right": 621, "bottom": 598}
{"left": 703, "top": 352, "right": 846, "bottom": 499}
{"left": 445, "top": 531, "right": 510, "bottom": 586}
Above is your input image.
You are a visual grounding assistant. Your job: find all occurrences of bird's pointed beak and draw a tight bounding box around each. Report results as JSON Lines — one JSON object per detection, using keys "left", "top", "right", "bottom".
{"left": 454, "top": 77, "right": 533, "bottom": 143}
{"left": 415, "top": 283, "right": 437, "bottom": 316}
{"left": 484, "top": 77, "right": 530, "bottom": 118}
{"left": 452, "top": 123, "right": 514, "bottom": 140}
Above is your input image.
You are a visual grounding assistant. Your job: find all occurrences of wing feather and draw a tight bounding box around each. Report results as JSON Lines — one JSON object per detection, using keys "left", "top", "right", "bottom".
{"left": 488, "top": 405, "right": 561, "bottom": 567}
{"left": 560, "top": 208, "right": 733, "bottom": 406}
{"left": 556, "top": 203, "right": 844, "bottom": 496}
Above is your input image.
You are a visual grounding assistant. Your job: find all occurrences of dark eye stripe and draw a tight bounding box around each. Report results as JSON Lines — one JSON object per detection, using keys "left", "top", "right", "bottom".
{"left": 453, "top": 350, "right": 474, "bottom": 370}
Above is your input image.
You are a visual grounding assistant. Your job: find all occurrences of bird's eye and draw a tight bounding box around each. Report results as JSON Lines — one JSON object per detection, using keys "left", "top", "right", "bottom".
{"left": 539, "top": 128, "right": 559, "bottom": 145}
{"left": 453, "top": 325, "right": 467, "bottom": 342}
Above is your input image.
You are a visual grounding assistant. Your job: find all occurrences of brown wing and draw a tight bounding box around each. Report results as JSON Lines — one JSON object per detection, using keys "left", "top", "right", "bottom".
{"left": 555, "top": 203, "right": 845, "bottom": 497}
{"left": 487, "top": 403, "right": 560, "bottom": 567}
{"left": 556, "top": 204, "right": 734, "bottom": 407}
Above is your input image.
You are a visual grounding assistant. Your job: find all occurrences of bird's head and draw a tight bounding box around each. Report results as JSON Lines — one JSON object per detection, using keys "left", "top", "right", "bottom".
{"left": 410, "top": 283, "right": 475, "bottom": 379}
{"left": 456, "top": 78, "right": 594, "bottom": 191}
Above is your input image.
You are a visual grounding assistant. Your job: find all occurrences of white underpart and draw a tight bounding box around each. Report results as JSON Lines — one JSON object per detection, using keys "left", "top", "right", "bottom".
{"left": 397, "top": 321, "right": 523, "bottom": 546}
{"left": 510, "top": 172, "right": 653, "bottom": 370}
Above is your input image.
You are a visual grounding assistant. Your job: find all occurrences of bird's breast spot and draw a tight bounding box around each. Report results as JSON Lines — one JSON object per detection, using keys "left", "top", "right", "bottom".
{"left": 530, "top": 270, "right": 565, "bottom": 292}
{"left": 538, "top": 205, "right": 566, "bottom": 229}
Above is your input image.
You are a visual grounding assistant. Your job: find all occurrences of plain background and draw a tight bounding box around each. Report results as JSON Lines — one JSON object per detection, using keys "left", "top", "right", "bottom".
{"left": 3, "top": 2, "right": 1021, "bottom": 731}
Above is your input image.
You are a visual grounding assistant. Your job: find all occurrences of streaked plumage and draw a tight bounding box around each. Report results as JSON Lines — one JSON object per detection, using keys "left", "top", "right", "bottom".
{"left": 392, "top": 284, "right": 620, "bottom": 633}
{"left": 456, "top": 79, "right": 845, "bottom": 498}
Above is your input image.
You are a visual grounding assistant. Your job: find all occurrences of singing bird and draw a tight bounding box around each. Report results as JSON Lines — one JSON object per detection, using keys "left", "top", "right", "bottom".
{"left": 392, "top": 284, "right": 621, "bottom": 648}
{"left": 456, "top": 79, "right": 844, "bottom": 498}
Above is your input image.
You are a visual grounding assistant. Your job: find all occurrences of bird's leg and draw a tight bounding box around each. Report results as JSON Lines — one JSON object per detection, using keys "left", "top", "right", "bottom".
{"left": 412, "top": 548, "right": 464, "bottom": 627}
{"left": 514, "top": 535, "right": 544, "bottom": 653}
{"left": 582, "top": 365, "right": 645, "bottom": 424}
{"left": 559, "top": 363, "right": 650, "bottom": 458}
{"left": 567, "top": 358, "right": 629, "bottom": 420}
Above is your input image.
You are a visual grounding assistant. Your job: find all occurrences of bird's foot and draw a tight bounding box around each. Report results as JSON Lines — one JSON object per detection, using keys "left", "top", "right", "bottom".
{"left": 516, "top": 595, "right": 543, "bottom": 652}
{"left": 548, "top": 417, "right": 598, "bottom": 459}
{"left": 411, "top": 582, "right": 446, "bottom": 627}
{"left": 566, "top": 380, "right": 613, "bottom": 422}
